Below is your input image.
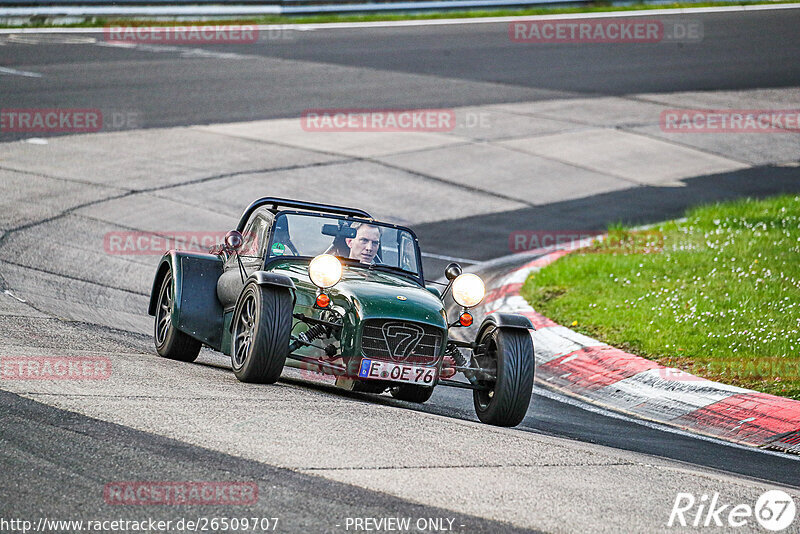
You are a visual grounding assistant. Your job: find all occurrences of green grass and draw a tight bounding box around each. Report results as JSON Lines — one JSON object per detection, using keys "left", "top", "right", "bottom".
{"left": 2, "top": 0, "right": 797, "bottom": 28}
{"left": 521, "top": 194, "right": 800, "bottom": 399}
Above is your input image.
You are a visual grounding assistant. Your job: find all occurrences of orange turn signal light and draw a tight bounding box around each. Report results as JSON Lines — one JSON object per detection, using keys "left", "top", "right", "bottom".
{"left": 459, "top": 312, "right": 473, "bottom": 327}
{"left": 316, "top": 293, "right": 330, "bottom": 308}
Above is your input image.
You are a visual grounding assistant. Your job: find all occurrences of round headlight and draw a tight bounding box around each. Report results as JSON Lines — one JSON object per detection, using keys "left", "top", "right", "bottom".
{"left": 451, "top": 273, "right": 485, "bottom": 308}
{"left": 308, "top": 254, "right": 342, "bottom": 289}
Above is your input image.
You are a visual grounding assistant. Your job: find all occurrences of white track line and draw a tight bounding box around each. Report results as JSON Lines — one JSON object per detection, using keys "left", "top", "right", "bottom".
{"left": 0, "top": 66, "right": 42, "bottom": 77}
{"left": 3, "top": 290, "right": 27, "bottom": 303}
{"left": 0, "top": 3, "right": 798, "bottom": 33}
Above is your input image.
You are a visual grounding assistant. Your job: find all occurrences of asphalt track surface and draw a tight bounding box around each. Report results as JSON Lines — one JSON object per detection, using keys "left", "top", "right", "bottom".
{"left": 1, "top": 10, "right": 799, "bottom": 136}
{"left": 0, "top": 388, "right": 534, "bottom": 534}
{"left": 1, "top": 8, "right": 800, "bottom": 532}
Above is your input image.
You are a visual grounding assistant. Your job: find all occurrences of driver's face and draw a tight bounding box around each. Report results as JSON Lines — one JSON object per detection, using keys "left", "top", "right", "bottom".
{"left": 347, "top": 226, "right": 381, "bottom": 264}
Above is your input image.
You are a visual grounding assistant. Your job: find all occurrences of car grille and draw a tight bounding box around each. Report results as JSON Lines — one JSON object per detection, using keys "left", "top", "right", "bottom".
{"left": 361, "top": 319, "right": 443, "bottom": 366}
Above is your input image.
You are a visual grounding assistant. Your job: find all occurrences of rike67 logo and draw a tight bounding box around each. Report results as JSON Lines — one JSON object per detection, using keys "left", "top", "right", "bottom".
{"left": 668, "top": 490, "right": 796, "bottom": 531}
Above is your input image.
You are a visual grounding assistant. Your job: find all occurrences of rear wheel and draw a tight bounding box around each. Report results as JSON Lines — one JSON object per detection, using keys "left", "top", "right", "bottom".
{"left": 472, "top": 327, "right": 534, "bottom": 427}
{"left": 154, "top": 271, "right": 202, "bottom": 362}
{"left": 389, "top": 384, "right": 434, "bottom": 404}
{"left": 231, "top": 283, "right": 293, "bottom": 384}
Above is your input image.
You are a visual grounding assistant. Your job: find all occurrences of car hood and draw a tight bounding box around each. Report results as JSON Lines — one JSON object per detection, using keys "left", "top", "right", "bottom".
{"left": 334, "top": 277, "right": 446, "bottom": 326}
{"left": 271, "top": 260, "right": 447, "bottom": 328}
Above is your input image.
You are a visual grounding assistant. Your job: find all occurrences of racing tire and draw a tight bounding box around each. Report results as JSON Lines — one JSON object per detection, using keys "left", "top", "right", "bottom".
{"left": 154, "top": 270, "right": 202, "bottom": 362}
{"left": 231, "top": 283, "right": 293, "bottom": 384}
{"left": 389, "top": 384, "right": 434, "bottom": 404}
{"left": 472, "top": 327, "right": 534, "bottom": 427}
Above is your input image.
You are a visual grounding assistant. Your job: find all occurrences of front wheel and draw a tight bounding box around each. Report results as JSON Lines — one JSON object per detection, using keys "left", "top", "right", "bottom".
{"left": 154, "top": 270, "right": 201, "bottom": 362}
{"left": 231, "top": 283, "right": 293, "bottom": 384}
{"left": 389, "top": 384, "right": 434, "bottom": 403}
{"left": 472, "top": 327, "right": 534, "bottom": 427}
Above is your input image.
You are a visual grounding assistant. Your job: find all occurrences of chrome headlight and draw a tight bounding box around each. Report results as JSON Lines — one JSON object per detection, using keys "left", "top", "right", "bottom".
{"left": 451, "top": 273, "right": 485, "bottom": 308}
{"left": 308, "top": 254, "right": 342, "bottom": 289}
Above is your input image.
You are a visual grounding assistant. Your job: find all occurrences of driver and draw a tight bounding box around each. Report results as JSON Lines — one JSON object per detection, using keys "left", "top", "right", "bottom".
{"left": 346, "top": 222, "right": 381, "bottom": 264}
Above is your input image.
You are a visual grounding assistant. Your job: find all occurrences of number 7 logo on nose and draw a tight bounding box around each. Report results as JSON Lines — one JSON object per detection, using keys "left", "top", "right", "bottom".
{"left": 381, "top": 321, "right": 424, "bottom": 360}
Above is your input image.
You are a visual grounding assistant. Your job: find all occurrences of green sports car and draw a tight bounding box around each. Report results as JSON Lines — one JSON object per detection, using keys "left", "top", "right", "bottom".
{"left": 148, "top": 197, "right": 534, "bottom": 426}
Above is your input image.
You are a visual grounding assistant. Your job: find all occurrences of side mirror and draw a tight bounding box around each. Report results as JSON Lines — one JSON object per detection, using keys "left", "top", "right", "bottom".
{"left": 442, "top": 262, "right": 463, "bottom": 302}
{"left": 444, "top": 262, "right": 462, "bottom": 281}
{"left": 225, "top": 230, "right": 244, "bottom": 252}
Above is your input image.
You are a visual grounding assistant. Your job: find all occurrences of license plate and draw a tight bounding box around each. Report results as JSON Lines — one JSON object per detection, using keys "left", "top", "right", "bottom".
{"left": 358, "top": 359, "right": 436, "bottom": 385}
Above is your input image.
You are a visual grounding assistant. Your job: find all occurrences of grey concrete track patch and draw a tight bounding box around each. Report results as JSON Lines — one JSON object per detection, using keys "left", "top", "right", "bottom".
{"left": 637, "top": 88, "right": 800, "bottom": 110}
{"left": 493, "top": 97, "right": 671, "bottom": 129}
{"left": 76, "top": 194, "right": 238, "bottom": 232}
{"left": 0, "top": 290, "right": 49, "bottom": 319}
{"left": 443, "top": 106, "right": 582, "bottom": 141}
{"left": 156, "top": 159, "right": 526, "bottom": 227}
{"left": 0, "top": 261, "right": 150, "bottom": 333}
{"left": 625, "top": 88, "right": 800, "bottom": 167}
{"left": 628, "top": 124, "right": 800, "bottom": 167}
{"left": 0, "top": 167, "right": 125, "bottom": 230}
{"left": 0, "top": 319, "right": 146, "bottom": 354}
{"left": 499, "top": 128, "right": 749, "bottom": 185}
{"left": 197, "top": 120, "right": 464, "bottom": 159}
{"left": 375, "top": 143, "right": 632, "bottom": 206}
{"left": 1, "top": 213, "right": 160, "bottom": 295}
{"left": 492, "top": 92, "right": 800, "bottom": 169}
{"left": 0, "top": 127, "right": 342, "bottom": 190}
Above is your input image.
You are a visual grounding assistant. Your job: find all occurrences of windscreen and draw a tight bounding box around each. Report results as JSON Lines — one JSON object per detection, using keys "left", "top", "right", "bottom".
{"left": 268, "top": 212, "right": 420, "bottom": 276}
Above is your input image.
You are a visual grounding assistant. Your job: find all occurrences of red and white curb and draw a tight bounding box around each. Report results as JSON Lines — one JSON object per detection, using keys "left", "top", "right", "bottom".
{"left": 474, "top": 246, "right": 800, "bottom": 451}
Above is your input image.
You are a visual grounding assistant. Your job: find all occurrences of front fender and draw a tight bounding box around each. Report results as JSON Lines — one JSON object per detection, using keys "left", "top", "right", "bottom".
{"left": 148, "top": 256, "right": 173, "bottom": 317}
{"left": 148, "top": 251, "right": 225, "bottom": 350}
{"left": 247, "top": 271, "right": 296, "bottom": 290}
{"left": 476, "top": 312, "right": 535, "bottom": 341}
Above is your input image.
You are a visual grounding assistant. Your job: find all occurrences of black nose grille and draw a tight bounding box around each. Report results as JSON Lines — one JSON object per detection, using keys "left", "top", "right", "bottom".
{"left": 361, "top": 320, "right": 443, "bottom": 366}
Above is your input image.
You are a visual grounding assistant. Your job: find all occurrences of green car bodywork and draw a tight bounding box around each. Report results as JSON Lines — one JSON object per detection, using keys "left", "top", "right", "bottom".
{"left": 147, "top": 197, "right": 535, "bottom": 426}
{"left": 264, "top": 260, "right": 448, "bottom": 361}
{"left": 148, "top": 255, "right": 448, "bottom": 364}
{"left": 148, "top": 198, "right": 450, "bottom": 379}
